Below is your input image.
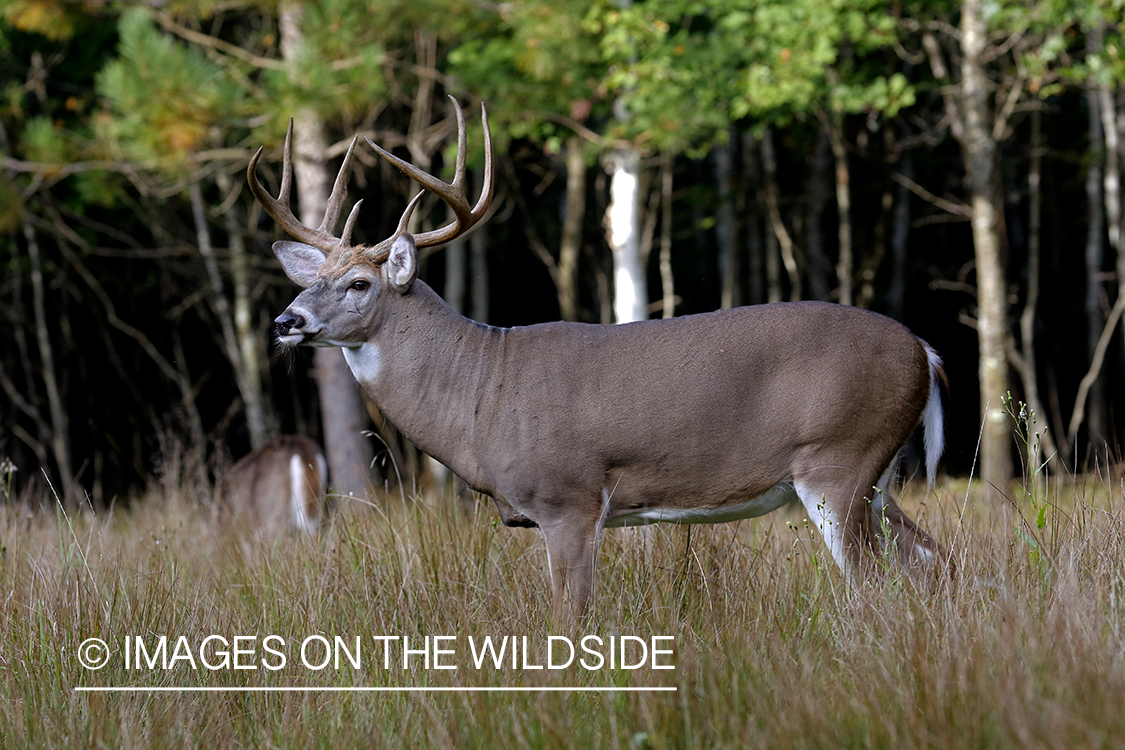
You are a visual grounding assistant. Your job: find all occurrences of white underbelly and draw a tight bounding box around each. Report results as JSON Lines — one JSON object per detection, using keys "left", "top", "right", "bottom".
{"left": 604, "top": 481, "right": 797, "bottom": 528}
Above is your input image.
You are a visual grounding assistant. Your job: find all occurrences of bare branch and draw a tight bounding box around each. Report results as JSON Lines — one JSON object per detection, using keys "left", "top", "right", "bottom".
{"left": 921, "top": 32, "right": 965, "bottom": 142}
{"left": 992, "top": 68, "right": 1026, "bottom": 142}
{"left": 0, "top": 367, "right": 37, "bottom": 419}
{"left": 500, "top": 154, "right": 559, "bottom": 286}
{"left": 759, "top": 131, "right": 801, "bottom": 301}
{"left": 25, "top": 209, "right": 185, "bottom": 387}
{"left": 1, "top": 155, "right": 147, "bottom": 177}
{"left": 892, "top": 38, "right": 926, "bottom": 66}
{"left": 1067, "top": 292, "right": 1125, "bottom": 443}
{"left": 151, "top": 10, "right": 285, "bottom": 70}
{"left": 980, "top": 30, "right": 1024, "bottom": 65}
{"left": 891, "top": 172, "right": 973, "bottom": 216}
{"left": 913, "top": 213, "right": 972, "bottom": 227}
{"left": 527, "top": 110, "right": 629, "bottom": 150}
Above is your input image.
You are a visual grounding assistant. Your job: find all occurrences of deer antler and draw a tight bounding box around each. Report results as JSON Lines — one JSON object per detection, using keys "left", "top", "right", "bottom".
{"left": 366, "top": 96, "right": 494, "bottom": 249}
{"left": 247, "top": 120, "right": 364, "bottom": 255}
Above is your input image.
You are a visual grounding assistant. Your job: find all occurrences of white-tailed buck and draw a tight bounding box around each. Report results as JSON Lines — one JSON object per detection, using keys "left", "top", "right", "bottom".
{"left": 248, "top": 97, "right": 949, "bottom": 613}
{"left": 219, "top": 435, "right": 328, "bottom": 537}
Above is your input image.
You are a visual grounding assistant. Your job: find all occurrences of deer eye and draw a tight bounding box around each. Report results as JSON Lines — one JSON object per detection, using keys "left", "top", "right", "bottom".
{"left": 349, "top": 279, "right": 370, "bottom": 292}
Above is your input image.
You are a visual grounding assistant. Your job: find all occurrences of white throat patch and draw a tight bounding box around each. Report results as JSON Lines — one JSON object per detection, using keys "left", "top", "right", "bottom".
{"left": 343, "top": 343, "right": 381, "bottom": 387}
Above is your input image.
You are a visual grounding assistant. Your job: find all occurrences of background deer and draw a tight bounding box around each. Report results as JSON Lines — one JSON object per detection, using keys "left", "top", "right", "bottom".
{"left": 218, "top": 435, "right": 328, "bottom": 537}
{"left": 248, "top": 97, "right": 949, "bottom": 614}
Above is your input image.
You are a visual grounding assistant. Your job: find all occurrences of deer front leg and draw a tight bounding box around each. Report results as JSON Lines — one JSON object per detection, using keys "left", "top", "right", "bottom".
{"left": 541, "top": 514, "right": 602, "bottom": 620}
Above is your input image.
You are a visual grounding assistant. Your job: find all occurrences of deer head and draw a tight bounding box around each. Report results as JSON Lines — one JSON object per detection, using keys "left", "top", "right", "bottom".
{"left": 247, "top": 96, "right": 493, "bottom": 349}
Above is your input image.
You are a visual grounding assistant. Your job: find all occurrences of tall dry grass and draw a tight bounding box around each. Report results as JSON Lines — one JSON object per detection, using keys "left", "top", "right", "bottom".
{"left": 1, "top": 455, "right": 1124, "bottom": 748}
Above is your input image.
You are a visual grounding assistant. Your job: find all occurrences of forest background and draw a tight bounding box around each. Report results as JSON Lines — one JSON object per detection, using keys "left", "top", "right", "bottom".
{"left": 1, "top": 0, "right": 1124, "bottom": 508}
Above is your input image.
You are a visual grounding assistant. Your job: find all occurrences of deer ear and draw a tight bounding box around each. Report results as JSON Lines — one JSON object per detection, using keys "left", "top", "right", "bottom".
{"left": 386, "top": 234, "right": 417, "bottom": 293}
{"left": 273, "top": 241, "right": 327, "bottom": 288}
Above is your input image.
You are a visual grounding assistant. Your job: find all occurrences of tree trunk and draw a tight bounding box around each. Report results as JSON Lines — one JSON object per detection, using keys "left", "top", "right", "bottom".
{"left": 759, "top": 129, "right": 800, "bottom": 301}
{"left": 960, "top": 0, "right": 1014, "bottom": 493}
{"left": 763, "top": 204, "right": 782, "bottom": 303}
{"left": 888, "top": 147, "right": 913, "bottom": 321}
{"left": 659, "top": 152, "right": 675, "bottom": 319}
{"left": 742, "top": 132, "right": 765, "bottom": 305}
{"left": 1015, "top": 108, "right": 1060, "bottom": 468}
{"left": 857, "top": 127, "right": 898, "bottom": 311}
{"left": 23, "top": 216, "right": 78, "bottom": 507}
{"left": 1099, "top": 72, "right": 1123, "bottom": 358}
{"left": 715, "top": 134, "right": 739, "bottom": 309}
{"left": 1068, "top": 76, "right": 1125, "bottom": 451}
{"left": 604, "top": 147, "right": 648, "bottom": 323}
{"left": 857, "top": 186, "right": 893, "bottom": 310}
{"left": 559, "top": 137, "right": 586, "bottom": 321}
{"left": 470, "top": 208, "right": 490, "bottom": 323}
{"left": 210, "top": 160, "right": 270, "bottom": 449}
{"left": 1085, "top": 76, "right": 1107, "bottom": 445}
{"left": 444, "top": 216, "right": 467, "bottom": 314}
{"left": 805, "top": 127, "right": 833, "bottom": 301}
{"left": 825, "top": 114, "right": 854, "bottom": 305}
{"left": 280, "top": 1, "right": 374, "bottom": 499}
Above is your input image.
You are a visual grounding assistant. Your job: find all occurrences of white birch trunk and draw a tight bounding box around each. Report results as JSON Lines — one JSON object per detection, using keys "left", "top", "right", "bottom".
{"left": 604, "top": 147, "right": 648, "bottom": 324}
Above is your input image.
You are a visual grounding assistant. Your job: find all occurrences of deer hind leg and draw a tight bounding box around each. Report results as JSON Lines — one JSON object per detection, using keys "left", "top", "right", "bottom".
{"left": 871, "top": 471, "right": 949, "bottom": 578}
{"left": 794, "top": 475, "right": 880, "bottom": 583}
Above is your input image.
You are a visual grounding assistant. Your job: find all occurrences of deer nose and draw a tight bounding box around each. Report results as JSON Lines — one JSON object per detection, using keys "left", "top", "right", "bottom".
{"left": 274, "top": 311, "right": 305, "bottom": 336}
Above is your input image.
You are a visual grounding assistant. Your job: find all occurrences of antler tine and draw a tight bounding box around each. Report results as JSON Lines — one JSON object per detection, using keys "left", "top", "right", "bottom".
{"left": 450, "top": 97, "right": 467, "bottom": 193}
{"left": 246, "top": 119, "right": 360, "bottom": 255}
{"left": 365, "top": 95, "right": 494, "bottom": 250}
{"left": 341, "top": 199, "right": 364, "bottom": 247}
{"left": 318, "top": 135, "right": 359, "bottom": 236}
{"left": 471, "top": 103, "right": 494, "bottom": 221}
{"left": 366, "top": 191, "right": 425, "bottom": 264}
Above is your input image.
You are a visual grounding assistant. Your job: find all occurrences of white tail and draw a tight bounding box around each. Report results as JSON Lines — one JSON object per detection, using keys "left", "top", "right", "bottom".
{"left": 922, "top": 344, "right": 947, "bottom": 487}
{"left": 219, "top": 435, "right": 328, "bottom": 537}
{"left": 249, "top": 98, "right": 949, "bottom": 615}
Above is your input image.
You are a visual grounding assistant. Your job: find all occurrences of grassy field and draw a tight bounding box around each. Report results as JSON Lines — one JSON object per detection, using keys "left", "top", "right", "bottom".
{"left": 2, "top": 458, "right": 1125, "bottom": 749}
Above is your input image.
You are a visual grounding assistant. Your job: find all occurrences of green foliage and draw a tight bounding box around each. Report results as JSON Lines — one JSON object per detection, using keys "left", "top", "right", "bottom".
{"left": 1059, "top": 0, "right": 1125, "bottom": 88}
{"left": 72, "top": 169, "right": 124, "bottom": 210}
{"left": 587, "top": 0, "right": 916, "bottom": 154}
{"left": 95, "top": 7, "right": 244, "bottom": 166}
{"left": 452, "top": 0, "right": 917, "bottom": 155}
{"left": 2, "top": 0, "right": 74, "bottom": 41}
{"left": 447, "top": 1, "right": 604, "bottom": 149}
{"left": 255, "top": 0, "right": 388, "bottom": 126}
{"left": 17, "top": 116, "right": 72, "bottom": 162}
{"left": 590, "top": 2, "right": 733, "bottom": 153}
{"left": 725, "top": 0, "right": 915, "bottom": 119}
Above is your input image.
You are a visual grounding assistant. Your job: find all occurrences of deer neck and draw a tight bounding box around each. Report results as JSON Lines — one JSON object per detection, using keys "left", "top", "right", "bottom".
{"left": 342, "top": 280, "right": 498, "bottom": 483}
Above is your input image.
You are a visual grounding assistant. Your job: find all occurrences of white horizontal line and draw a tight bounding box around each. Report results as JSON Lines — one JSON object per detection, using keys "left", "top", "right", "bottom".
{"left": 74, "top": 686, "right": 677, "bottom": 693}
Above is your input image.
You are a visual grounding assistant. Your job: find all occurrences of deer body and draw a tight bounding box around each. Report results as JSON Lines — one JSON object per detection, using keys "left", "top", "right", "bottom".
{"left": 250, "top": 98, "right": 948, "bottom": 614}
{"left": 219, "top": 435, "right": 328, "bottom": 537}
